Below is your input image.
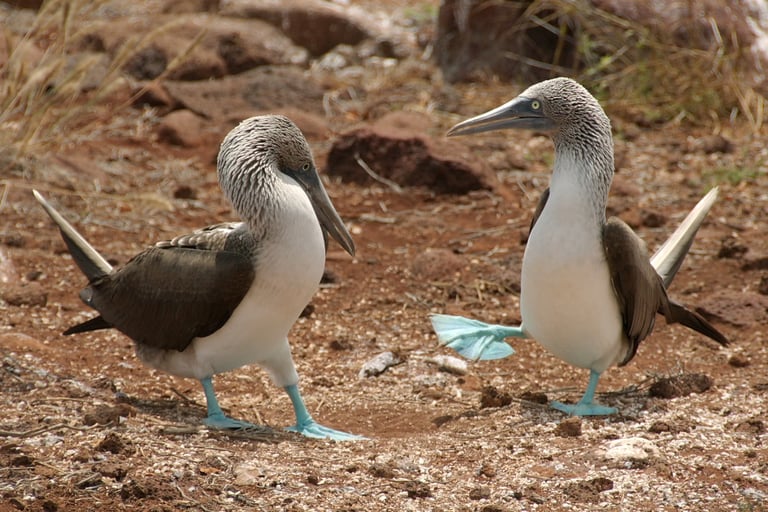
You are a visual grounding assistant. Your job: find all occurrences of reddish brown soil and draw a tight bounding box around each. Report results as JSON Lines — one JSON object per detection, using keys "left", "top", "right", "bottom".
{"left": 1, "top": 3, "right": 767, "bottom": 512}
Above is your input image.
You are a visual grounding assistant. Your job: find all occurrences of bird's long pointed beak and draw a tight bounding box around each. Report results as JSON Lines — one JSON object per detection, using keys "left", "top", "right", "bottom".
{"left": 292, "top": 168, "right": 356, "bottom": 256}
{"left": 447, "top": 96, "right": 554, "bottom": 137}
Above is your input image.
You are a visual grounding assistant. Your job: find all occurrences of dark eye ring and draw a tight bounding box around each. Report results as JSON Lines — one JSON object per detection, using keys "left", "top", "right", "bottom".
{"left": 302, "top": 163, "right": 311, "bottom": 171}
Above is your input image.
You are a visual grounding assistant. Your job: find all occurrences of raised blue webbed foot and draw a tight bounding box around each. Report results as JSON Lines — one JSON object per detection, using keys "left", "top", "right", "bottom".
{"left": 286, "top": 420, "right": 367, "bottom": 440}
{"left": 551, "top": 400, "right": 617, "bottom": 416}
{"left": 203, "top": 412, "right": 263, "bottom": 430}
{"left": 430, "top": 314, "right": 526, "bottom": 360}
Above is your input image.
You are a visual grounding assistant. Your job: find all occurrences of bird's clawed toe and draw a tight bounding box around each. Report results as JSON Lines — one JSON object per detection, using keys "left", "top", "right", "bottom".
{"left": 204, "top": 412, "right": 263, "bottom": 431}
{"left": 286, "top": 420, "right": 366, "bottom": 441}
{"left": 550, "top": 400, "right": 617, "bottom": 416}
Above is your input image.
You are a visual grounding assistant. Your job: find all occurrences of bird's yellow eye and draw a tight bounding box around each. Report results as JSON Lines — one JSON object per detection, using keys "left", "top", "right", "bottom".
{"left": 531, "top": 100, "right": 541, "bottom": 110}
{"left": 302, "top": 163, "right": 311, "bottom": 171}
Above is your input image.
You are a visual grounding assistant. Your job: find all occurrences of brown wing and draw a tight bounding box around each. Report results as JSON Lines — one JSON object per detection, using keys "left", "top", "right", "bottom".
{"left": 602, "top": 217, "right": 666, "bottom": 365}
{"left": 529, "top": 187, "right": 550, "bottom": 234}
{"left": 67, "top": 223, "right": 256, "bottom": 352}
{"left": 603, "top": 217, "right": 729, "bottom": 365}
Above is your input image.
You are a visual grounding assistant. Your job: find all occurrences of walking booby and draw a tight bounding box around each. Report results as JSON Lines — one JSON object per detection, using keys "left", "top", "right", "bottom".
{"left": 35, "top": 115, "right": 363, "bottom": 439}
{"left": 431, "top": 78, "right": 728, "bottom": 416}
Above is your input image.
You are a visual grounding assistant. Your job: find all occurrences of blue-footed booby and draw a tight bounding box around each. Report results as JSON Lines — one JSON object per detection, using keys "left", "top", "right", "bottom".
{"left": 431, "top": 78, "right": 728, "bottom": 416}
{"left": 34, "top": 115, "right": 364, "bottom": 439}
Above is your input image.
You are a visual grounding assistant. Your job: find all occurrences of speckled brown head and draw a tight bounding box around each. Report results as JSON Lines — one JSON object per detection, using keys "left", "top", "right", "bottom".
{"left": 217, "top": 115, "right": 355, "bottom": 256}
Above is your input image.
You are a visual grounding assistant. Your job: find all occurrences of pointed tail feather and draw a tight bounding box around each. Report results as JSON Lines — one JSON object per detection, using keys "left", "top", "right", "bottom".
{"left": 651, "top": 188, "right": 718, "bottom": 288}
{"left": 430, "top": 314, "right": 526, "bottom": 361}
{"left": 33, "top": 190, "right": 112, "bottom": 281}
{"left": 63, "top": 315, "right": 113, "bottom": 335}
{"left": 667, "top": 301, "right": 729, "bottom": 346}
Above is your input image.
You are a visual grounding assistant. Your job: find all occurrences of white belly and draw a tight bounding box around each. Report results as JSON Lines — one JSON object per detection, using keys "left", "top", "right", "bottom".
{"left": 520, "top": 187, "right": 626, "bottom": 373}
{"left": 139, "top": 179, "right": 326, "bottom": 387}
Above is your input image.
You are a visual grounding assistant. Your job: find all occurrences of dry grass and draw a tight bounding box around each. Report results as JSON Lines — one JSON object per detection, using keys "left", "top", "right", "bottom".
{"left": 514, "top": 0, "right": 765, "bottom": 130}
{"left": 0, "top": 0, "right": 115, "bottom": 161}
{"left": 0, "top": 0, "right": 203, "bottom": 166}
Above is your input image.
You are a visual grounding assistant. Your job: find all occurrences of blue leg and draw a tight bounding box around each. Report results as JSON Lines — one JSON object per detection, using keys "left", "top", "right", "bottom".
{"left": 200, "top": 377, "right": 261, "bottom": 430}
{"left": 551, "top": 369, "right": 617, "bottom": 416}
{"left": 430, "top": 314, "right": 527, "bottom": 360}
{"left": 284, "top": 384, "right": 366, "bottom": 441}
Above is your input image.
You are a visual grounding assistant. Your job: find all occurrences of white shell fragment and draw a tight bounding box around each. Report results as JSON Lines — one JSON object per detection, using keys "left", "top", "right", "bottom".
{"left": 603, "top": 437, "right": 660, "bottom": 462}
{"left": 427, "top": 355, "right": 468, "bottom": 375}
{"left": 359, "top": 351, "right": 403, "bottom": 379}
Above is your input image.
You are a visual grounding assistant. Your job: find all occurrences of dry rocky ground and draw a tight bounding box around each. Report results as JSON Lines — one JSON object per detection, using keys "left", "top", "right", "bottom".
{"left": 1, "top": 1, "right": 767, "bottom": 511}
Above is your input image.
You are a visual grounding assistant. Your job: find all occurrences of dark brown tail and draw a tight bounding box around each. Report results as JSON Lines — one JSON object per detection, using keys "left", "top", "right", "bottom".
{"left": 667, "top": 300, "right": 729, "bottom": 346}
{"left": 63, "top": 315, "right": 113, "bottom": 336}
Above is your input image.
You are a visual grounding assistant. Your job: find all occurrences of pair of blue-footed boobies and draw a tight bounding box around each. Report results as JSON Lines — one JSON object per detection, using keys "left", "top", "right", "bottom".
{"left": 35, "top": 115, "right": 363, "bottom": 440}
{"left": 432, "top": 77, "right": 728, "bottom": 416}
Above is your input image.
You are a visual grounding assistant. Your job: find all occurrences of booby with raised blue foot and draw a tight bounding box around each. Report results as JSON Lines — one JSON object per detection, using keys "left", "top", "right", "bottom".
{"left": 431, "top": 78, "right": 729, "bottom": 416}
{"left": 35, "top": 115, "right": 364, "bottom": 439}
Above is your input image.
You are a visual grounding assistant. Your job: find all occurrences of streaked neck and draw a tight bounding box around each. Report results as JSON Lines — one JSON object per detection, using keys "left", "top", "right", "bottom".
{"left": 549, "top": 146, "right": 613, "bottom": 226}
{"left": 550, "top": 126, "right": 614, "bottom": 226}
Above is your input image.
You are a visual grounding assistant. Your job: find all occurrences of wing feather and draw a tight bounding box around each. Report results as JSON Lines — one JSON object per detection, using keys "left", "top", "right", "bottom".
{"left": 80, "top": 231, "right": 255, "bottom": 352}
{"left": 602, "top": 218, "right": 664, "bottom": 364}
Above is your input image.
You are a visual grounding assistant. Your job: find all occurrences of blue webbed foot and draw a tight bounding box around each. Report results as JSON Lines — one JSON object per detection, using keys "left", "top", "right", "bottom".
{"left": 550, "top": 369, "right": 617, "bottom": 416}
{"left": 550, "top": 400, "right": 617, "bottom": 416}
{"left": 286, "top": 420, "right": 367, "bottom": 441}
{"left": 203, "top": 412, "right": 262, "bottom": 430}
{"left": 430, "top": 314, "right": 525, "bottom": 360}
{"left": 284, "top": 383, "right": 366, "bottom": 441}
{"left": 199, "top": 377, "right": 267, "bottom": 430}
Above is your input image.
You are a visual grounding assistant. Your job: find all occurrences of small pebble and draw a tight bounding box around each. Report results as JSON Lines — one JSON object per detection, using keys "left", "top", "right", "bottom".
{"left": 735, "top": 420, "right": 765, "bottom": 434}
{"left": 330, "top": 338, "right": 353, "bottom": 351}
{"left": 556, "top": 417, "right": 582, "bottom": 437}
{"left": 759, "top": 275, "right": 768, "bottom": 295}
{"left": 480, "top": 386, "right": 512, "bottom": 409}
{"left": 728, "top": 354, "right": 750, "bottom": 368}
{"left": 519, "top": 390, "right": 548, "bottom": 404}
{"left": 97, "top": 432, "right": 126, "bottom": 454}
{"left": 641, "top": 209, "right": 666, "bottom": 228}
{"left": 404, "top": 481, "right": 432, "bottom": 499}
{"left": 173, "top": 184, "right": 196, "bottom": 199}
{"left": 469, "top": 486, "right": 491, "bottom": 500}
{"left": 649, "top": 373, "right": 713, "bottom": 399}
{"left": 648, "top": 421, "right": 671, "bottom": 433}
{"left": 478, "top": 463, "right": 496, "bottom": 478}
{"left": 368, "top": 463, "right": 395, "bottom": 479}
{"left": 718, "top": 236, "right": 748, "bottom": 259}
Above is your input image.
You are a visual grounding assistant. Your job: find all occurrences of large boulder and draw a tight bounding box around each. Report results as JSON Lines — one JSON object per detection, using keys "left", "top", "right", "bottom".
{"left": 434, "top": 0, "right": 768, "bottom": 91}
{"left": 162, "top": 65, "right": 326, "bottom": 121}
{"left": 78, "top": 14, "right": 308, "bottom": 81}
{"left": 221, "top": 0, "right": 375, "bottom": 56}
{"left": 434, "top": 0, "right": 577, "bottom": 83}
{"left": 325, "top": 112, "right": 499, "bottom": 194}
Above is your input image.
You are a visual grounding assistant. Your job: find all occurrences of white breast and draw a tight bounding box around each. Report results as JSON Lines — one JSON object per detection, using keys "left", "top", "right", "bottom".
{"left": 140, "top": 174, "right": 326, "bottom": 386}
{"left": 520, "top": 167, "right": 626, "bottom": 373}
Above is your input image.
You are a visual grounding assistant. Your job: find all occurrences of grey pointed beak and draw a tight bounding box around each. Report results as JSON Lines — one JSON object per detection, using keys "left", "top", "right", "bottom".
{"left": 447, "top": 97, "right": 554, "bottom": 136}
{"left": 288, "top": 167, "right": 355, "bottom": 256}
